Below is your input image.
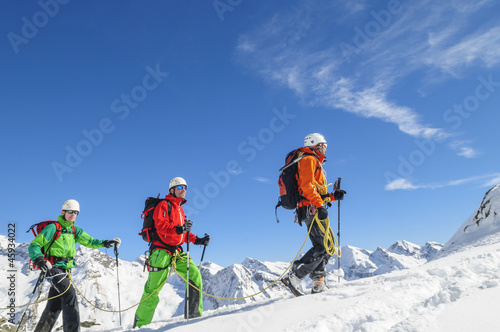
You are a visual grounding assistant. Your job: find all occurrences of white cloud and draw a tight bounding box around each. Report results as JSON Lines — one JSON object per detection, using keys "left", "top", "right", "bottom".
{"left": 385, "top": 173, "right": 500, "bottom": 191}
{"left": 456, "top": 146, "right": 480, "bottom": 159}
{"left": 235, "top": 0, "right": 498, "bottom": 146}
{"left": 385, "top": 178, "right": 421, "bottom": 191}
{"left": 254, "top": 176, "right": 270, "bottom": 183}
{"left": 449, "top": 140, "right": 481, "bottom": 159}
{"left": 483, "top": 176, "right": 500, "bottom": 188}
{"left": 422, "top": 26, "right": 500, "bottom": 75}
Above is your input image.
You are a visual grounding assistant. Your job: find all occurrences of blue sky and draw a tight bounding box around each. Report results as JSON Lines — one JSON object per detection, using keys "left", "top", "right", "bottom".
{"left": 1, "top": 0, "right": 499, "bottom": 267}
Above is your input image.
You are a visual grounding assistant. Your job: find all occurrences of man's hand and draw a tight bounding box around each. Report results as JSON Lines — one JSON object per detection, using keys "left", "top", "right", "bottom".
{"left": 34, "top": 257, "right": 52, "bottom": 274}
{"left": 195, "top": 234, "right": 210, "bottom": 246}
{"left": 176, "top": 220, "right": 193, "bottom": 234}
{"left": 317, "top": 206, "right": 328, "bottom": 220}
{"left": 334, "top": 190, "right": 346, "bottom": 201}
{"left": 103, "top": 237, "right": 121, "bottom": 248}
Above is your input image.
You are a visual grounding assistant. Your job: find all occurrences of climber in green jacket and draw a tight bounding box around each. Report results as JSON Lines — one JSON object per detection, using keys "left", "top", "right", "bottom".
{"left": 28, "top": 199, "right": 121, "bottom": 332}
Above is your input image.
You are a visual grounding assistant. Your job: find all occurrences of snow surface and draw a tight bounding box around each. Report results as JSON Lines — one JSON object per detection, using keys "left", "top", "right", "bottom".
{"left": 103, "top": 241, "right": 500, "bottom": 332}
{"left": 1, "top": 185, "right": 500, "bottom": 331}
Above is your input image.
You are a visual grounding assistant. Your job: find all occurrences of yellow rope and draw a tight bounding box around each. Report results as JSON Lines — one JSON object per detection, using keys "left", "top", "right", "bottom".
{"left": 312, "top": 214, "right": 341, "bottom": 258}
{"left": 4, "top": 214, "right": 341, "bottom": 313}
{"left": 0, "top": 273, "right": 72, "bottom": 310}
{"left": 70, "top": 261, "right": 175, "bottom": 313}
{"left": 172, "top": 213, "right": 341, "bottom": 301}
{"left": 172, "top": 224, "right": 313, "bottom": 301}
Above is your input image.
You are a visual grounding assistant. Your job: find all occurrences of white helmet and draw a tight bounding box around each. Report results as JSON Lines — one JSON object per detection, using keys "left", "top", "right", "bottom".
{"left": 304, "top": 133, "right": 327, "bottom": 147}
{"left": 169, "top": 177, "right": 188, "bottom": 189}
{"left": 62, "top": 199, "right": 80, "bottom": 212}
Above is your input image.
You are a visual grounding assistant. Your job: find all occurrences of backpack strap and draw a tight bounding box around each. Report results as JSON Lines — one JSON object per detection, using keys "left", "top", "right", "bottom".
{"left": 45, "top": 222, "right": 63, "bottom": 258}
{"left": 46, "top": 223, "right": 77, "bottom": 258}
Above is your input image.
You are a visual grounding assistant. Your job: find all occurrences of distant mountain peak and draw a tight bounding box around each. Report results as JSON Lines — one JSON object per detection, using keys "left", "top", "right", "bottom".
{"left": 438, "top": 184, "right": 500, "bottom": 257}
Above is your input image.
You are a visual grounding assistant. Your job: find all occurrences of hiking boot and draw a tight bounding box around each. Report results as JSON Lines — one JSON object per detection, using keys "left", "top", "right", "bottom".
{"left": 281, "top": 271, "right": 305, "bottom": 297}
{"left": 311, "top": 277, "right": 327, "bottom": 294}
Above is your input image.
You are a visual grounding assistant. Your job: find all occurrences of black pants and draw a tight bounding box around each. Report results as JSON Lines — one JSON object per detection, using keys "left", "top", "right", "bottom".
{"left": 35, "top": 268, "right": 80, "bottom": 332}
{"left": 293, "top": 210, "right": 332, "bottom": 280}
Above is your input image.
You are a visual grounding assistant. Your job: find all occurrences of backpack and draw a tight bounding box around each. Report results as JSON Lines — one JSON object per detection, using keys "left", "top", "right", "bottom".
{"left": 139, "top": 195, "right": 172, "bottom": 243}
{"left": 275, "top": 148, "right": 314, "bottom": 222}
{"left": 27, "top": 220, "right": 76, "bottom": 269}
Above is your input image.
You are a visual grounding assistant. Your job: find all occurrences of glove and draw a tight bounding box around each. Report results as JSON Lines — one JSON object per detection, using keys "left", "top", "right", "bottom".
{"left": 103, "top": 237, "right": 121, "bottom": 248}
{"left": 334, "top": 190, "right": 346, "bottom": 201}
{"left": 34, "top": 257, "right": 52, "bottom": 274}
{"left": 176, "top": 220, "right": 193, "bottom": 234}
{"left": 317, "top": 206, "right": 328, "bottom": 220}
{"left": 195, "top": 234, "right": 210, "bottom": 246}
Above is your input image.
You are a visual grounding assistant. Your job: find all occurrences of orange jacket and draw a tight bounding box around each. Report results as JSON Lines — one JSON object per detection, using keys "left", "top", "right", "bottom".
{"left": 152, "top": 194, "right": 196, "bottom": 247}
{"left": 296, "top": 147, "right": 335, "bottom": 208}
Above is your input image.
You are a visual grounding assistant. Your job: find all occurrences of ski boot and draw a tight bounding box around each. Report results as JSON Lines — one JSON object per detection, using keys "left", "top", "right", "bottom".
{"left": 281, "top": 271, "right": 305, "bottom": 297}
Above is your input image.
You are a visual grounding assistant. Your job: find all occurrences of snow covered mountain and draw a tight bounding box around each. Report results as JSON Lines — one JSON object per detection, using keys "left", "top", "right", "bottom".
{"left": 1, "top": 184, "right": 499, "bottom": 331}
{"left": 437, "top": 184, "right": 500, "bottom": 257}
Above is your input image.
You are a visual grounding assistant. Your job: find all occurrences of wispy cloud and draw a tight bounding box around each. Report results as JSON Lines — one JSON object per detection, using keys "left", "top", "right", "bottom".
{"left": 385, "top": 173, "right": 500, "bottom": 191}
{"left": 385, "top": 178, "right": 420, "bottom": 191}
{"left": 235, "top": 0, "right": 499, "bottom": 153}
{"left": 254, "top": 176, "right": 270, "bottom": 183}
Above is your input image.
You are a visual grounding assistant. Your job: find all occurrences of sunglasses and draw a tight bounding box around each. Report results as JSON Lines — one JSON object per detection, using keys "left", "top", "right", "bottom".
{"left": 175, "top": 185, "right": 187, "bottom": 190}
{"left": 65, "top": 210, "right": 79, "bottom": 215}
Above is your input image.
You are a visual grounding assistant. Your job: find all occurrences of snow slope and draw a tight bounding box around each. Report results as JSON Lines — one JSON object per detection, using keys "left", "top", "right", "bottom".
{"left": 124, "top": 241, "right": 500, "bottom": 332}
{"left": 114, "top": 185, "right": 500, "bottom": 331}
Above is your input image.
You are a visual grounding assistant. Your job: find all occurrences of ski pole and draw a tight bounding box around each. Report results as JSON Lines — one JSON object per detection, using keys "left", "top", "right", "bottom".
{"left": 114, "top": 245, "right": 122, "bottom": 326}
{"left": 198, "top": 233, "right": 208, "bottom": 269}
{"left": 337, "top": 177, "right": 342, "bottom": 283}
{"left": 185, "top": 231, "right": 190, "bottom": 321}
{"left": 16, "top": 272, "right": 45, "bottom": 332}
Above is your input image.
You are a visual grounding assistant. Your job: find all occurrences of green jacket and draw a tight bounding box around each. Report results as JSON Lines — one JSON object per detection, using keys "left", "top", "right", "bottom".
{"left": 28, "top": 215, "right": 105, "bottom": 270}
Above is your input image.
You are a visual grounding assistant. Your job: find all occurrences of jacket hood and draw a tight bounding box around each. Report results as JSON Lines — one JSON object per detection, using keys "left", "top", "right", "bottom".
{"left": 57, "top": 215, "right": 76, "bottom": 228}
{"left": 301, "top": 146, "right": 326, "bottom": 163}
{"left": 165, "top": 193, "right": 187, "bottom": 206}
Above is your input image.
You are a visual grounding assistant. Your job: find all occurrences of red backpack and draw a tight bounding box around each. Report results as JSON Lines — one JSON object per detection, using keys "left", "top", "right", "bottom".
{"left": 27, "top": 221, "right": 76, "bottom": 269}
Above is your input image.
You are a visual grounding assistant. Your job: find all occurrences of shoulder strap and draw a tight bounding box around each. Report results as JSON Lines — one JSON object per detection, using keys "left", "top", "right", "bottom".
{"left": 45, "top": 222, "right": 63, "bottom": 257}
{"left": 167, "top": 200, "right": 172, "bottom": 215}
{"left": 70, "top": 225, "right": 77, "bottom": 240}
{"left": 153, "top": 199, "right": 172, "bottom": 217}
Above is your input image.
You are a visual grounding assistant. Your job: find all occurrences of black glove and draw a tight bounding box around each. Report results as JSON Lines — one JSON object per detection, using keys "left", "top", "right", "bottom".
{"left": 34, "top": 257, "right": 52, "bottom": 274}
{"left": 334, "top": 190, "right": 346, "bottom": 201}
{"left": 317, "top": 206, "right": 328, "bottom": 220}
{"left": 103, "top": 237, "right": 121, "bottom": 248}
{"left": 176, "top": 220, "right": 193, "bottom": 234}
{"left": 195, "top": 234, "right": 210, "bottom": 246}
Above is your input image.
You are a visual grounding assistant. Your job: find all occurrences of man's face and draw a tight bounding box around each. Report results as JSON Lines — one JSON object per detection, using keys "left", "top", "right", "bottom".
{"left": 319, "top": 143, "right": 327, "bottom": 155}
{"left": 62, "top": 210, "right": 78, "bottom": 223}
{"left": 173, "top": 186, "right": 187, "bottom": 199}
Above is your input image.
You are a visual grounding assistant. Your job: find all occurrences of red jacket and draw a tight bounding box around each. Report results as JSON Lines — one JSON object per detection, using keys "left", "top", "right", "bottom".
{"left": 297, "top": 147, "right": 335, "bottom": 208}
{"left": 152, "top": 194, "right": 196, "bottom": 247}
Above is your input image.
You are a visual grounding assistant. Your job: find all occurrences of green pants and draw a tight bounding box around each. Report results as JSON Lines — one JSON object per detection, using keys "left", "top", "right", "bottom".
{"left": 134, "top": 249, "right": 203, "bottom": 327}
